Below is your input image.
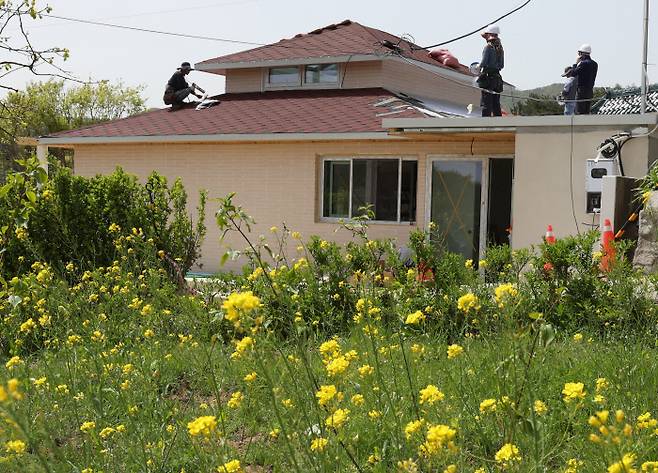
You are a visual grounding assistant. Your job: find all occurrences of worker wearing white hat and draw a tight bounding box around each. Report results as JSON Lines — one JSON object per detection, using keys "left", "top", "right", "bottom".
{"left": 477, "top": 24, "right": 504, "bottom": 116}
{"left": 570, "top": 44, "right": 598, "bottom": 114}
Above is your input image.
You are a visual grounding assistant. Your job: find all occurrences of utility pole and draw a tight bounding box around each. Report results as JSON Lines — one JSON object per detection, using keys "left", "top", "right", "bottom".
{"left": 641, "top": 0, "right": 649, "bottom": 114}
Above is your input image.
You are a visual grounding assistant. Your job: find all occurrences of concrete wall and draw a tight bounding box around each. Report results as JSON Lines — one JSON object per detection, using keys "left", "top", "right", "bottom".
{"left": 73, "top": 137, "right": 513, "bottom": 273}
{"left": 512, "top": 128, "right": 649, "bottom": 250}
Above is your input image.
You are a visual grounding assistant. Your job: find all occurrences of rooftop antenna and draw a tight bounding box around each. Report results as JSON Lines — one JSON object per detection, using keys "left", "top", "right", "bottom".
{"left": 641, "top": 0, "right": 649, "bottom": 114}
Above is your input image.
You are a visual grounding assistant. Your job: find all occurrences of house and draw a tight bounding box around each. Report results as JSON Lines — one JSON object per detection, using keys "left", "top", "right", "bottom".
{"left": 593, "top": 88, "right": 658, "bottom": 115}
{"left": 35, "top": 20, "right": 658, "bottom": 273}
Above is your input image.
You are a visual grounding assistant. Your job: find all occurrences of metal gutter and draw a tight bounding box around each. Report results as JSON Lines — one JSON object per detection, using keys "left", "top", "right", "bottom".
{"left": 383, "top": 113, "right": 658, "bottom": 132}
{"left": 38, "top": 132, "right": 403, "bottom": 146}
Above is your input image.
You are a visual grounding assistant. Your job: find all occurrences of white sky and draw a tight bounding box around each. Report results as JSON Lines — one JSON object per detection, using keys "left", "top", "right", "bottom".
{"left": 4, "top": 0, "right": 656, "bottom": 107}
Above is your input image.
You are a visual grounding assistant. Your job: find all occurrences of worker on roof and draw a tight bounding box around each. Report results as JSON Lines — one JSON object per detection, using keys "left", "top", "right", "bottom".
{"left": 560, "top": 66, "right": 577, "bottom": 115}
{"left": 571, "top": 44, "right": 598, "bottom": 115}
{"left": 163, "top": 62, "right": 203, "bottom": 110}
{"left": 477, "top": 24, "right": 504, "bottom": 117}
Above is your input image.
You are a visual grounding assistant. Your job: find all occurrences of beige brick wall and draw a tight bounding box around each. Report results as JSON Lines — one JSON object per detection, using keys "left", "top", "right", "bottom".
{"left": 382, "top": 61, "right": 479, "bottom": 108}
{"left": 73, "top": 138, "right": 513, "bottom": 273}
{"left": 225, "top": 68, "right": 263, "bottom": 93}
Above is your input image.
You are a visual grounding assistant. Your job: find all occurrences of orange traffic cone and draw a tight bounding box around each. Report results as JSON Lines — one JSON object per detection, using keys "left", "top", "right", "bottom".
{"left": 600, "top": 218, "right": 615, "bottom": 272}
{"left": 545, "top": 225, "right": 556, "bottom": 245}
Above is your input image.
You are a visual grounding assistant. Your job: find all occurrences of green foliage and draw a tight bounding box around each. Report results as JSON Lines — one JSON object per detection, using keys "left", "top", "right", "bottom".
{"left": 0, "top": 159, "right": 206, "bottom": 283}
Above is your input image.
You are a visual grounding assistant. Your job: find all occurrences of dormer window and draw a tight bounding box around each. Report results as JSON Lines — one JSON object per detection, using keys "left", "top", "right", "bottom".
{"left": 266, "top": 64, "right": 339, "bottom": 88}
{"left": 304, "top": 64, "right": 338, "bottom": 84}
{"left": 268, "top": 67, "right": 300, "bottom": 85}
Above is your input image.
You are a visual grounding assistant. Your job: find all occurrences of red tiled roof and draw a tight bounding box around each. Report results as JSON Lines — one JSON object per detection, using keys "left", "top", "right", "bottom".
{"left": 197, "top": 20, "right": 470, "bottom": 75}
{"left": 45, "top": 88, "right": 432, "bottom": 139}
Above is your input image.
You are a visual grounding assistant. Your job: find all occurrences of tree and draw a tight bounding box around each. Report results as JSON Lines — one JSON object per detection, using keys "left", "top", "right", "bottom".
{"left": 1, "top": 1, "right": 72, "bottom": 139}
{"left": 1, "top": 80, "right": 146, "bottom": 173}
{"left": 511, "top": 88, "right": 608, "bottom": 116}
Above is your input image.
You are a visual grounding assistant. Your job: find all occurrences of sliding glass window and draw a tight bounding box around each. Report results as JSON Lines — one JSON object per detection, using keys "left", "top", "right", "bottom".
{"left": 322, "top": 158, "right": 417, "bottom": 222}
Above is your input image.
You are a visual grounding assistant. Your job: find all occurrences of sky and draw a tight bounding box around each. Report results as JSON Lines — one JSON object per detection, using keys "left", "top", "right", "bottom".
{"left": 4, "top": 0, "right": 656, "bottom": 108}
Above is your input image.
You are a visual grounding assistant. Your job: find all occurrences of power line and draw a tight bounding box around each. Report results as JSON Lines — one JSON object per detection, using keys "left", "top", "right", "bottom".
{"left": 416, "top": 0, "right": 533, "bottom": 50}
{"left": 29, "top": 0, "right": 262, "bottom": 28}
{"left": 34, "top": 12, "right": 369, "bottom": 57}
{"left": 41, "top": 13, "right": 266, "bottom": 47}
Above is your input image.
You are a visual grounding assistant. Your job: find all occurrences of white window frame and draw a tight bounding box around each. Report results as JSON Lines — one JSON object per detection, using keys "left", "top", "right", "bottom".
{"left": 265, "top": 66, "right": 302, "bottom": 88}
{"left": 264, "top": 64, "right": 343, "bottom": 90}
{"left": 303, "top": 63, "right": 339, "bottom": 86}
{"left": 320, "top": 156, "right": 418, "bottom": 224}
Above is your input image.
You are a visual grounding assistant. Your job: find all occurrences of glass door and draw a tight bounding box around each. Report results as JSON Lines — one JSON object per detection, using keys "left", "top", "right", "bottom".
{"left": 429, "top": 159, "right": 487, "bottom": 262}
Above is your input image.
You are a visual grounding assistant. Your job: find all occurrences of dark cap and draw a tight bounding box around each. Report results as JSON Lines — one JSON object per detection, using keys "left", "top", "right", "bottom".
{"left": 178, "top": 62, "right": 193, "bottom": 70}
{"left": 561, "top": 66, "right": 573, "bottom": 77}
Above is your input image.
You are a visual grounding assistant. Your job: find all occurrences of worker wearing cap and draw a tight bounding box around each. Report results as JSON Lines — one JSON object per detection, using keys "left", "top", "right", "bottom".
{"left": 571, "top": 45, "right": 598, "bottom": 114}
{"left": 560, "top": 66, "right": 577, "bottom": 115}
{"left": 163, "top": 62, "right": 202, "bottom": 110}
{"left": 477, "top": 24, "right": 504, "bottom": 117}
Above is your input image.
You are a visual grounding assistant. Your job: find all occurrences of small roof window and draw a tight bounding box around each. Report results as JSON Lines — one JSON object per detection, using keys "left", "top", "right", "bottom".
{"left": 305, "top": 64, "right": 338, "bottom": 84}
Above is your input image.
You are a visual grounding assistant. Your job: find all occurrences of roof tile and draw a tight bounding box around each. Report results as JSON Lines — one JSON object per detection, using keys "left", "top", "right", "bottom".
{"left": 46, "top": 88, "right": 436, "bottom": 139}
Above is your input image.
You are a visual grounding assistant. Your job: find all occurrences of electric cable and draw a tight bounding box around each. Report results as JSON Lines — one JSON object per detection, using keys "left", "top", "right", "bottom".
{"left": 414, "top": 0, "right": 533, "bottom": 50}
{"left": 390, "top": 50, "right": 654, "bottom": 105}
{"left": 9, "top": 10, "right": 367, "bottom": 56}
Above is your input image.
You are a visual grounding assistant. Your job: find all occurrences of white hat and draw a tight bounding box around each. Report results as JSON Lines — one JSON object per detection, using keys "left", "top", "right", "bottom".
{"left": 482, "top": 24, "right": 500, "bottom": 36}
{"left": 578, "top": 44, "right": 592, "bottom": 54}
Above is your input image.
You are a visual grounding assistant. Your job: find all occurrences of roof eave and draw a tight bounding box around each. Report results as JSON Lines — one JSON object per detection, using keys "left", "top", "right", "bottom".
{"left": 195, "top": 54, "right": 379, "bottom": 74}
{"left": 383, "top": 113, "right": 658, "bottom": 134}
{"left": 38, "top": 131, "right": 405, "bottom": 146}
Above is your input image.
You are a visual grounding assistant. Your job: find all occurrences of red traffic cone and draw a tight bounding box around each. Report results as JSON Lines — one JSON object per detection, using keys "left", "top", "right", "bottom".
{"left": 600, "top": 218, "right": 615, "bottom": 272}
{"left": 545, "top": 225, "right": 556, "bottom": 245}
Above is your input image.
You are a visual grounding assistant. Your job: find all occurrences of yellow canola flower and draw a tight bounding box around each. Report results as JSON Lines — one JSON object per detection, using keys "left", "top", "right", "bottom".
{"left": 596, "top": 377, "right": 610, "bottom": 392}
{"left": 562, "top": 382, "right": 586, "bottom": 403}
{"left": 444, "top": 466, "right": 457, "bottom": 473}
{"left": 457, "top": 293, "right": 479, "bottom": 313}
{"left": 310, "top": 437, "right": 328, "bottom": 452}
{"left": 217, "top": 459, "right": 243, "bottom": 473}
{"left": 404, "top": 419, "right": 424, "bottom": 439}
{"left": 319, "top": 339, "right": 340, "bottom": 357}
{"left": 447, "top": 344, "right": 464, "bottom": 359}
{"left": 243, "top": 372, "right": 257, "bottom": 383}
{"left": 19, "top": 318, "right": 36, "bottom": 333}
{"left": 637, "top": 412, "right": 658, "bottom": 429}
{"left": 5, "top": 439, "right": 26, "bottom": 454}
{"left": 533, "top": 400, "right": 548, "bottom": 415}
{"left": 231, "top": 336, "right": 254, "bottom": 359}
{"left": 80, "top": 421, "right": 96, "bottom": 433}
{"left": 187, "top": 416, "right": 217, "bottom": 437}
{"left": 325, "top": 408, "right": 350, "bottom": 429}
{"left": 405, "top": 310, "right": 425, "bottom": 325}
{"left": 222, "top": 291, "right": 261, "bottom": 324}
{"left": 397, "top": 458, "right": 419, "bottom": 473}
{"left": 316, "top": 385, "right": 337, "bottom": 407}
{"left": 495, "top": 443, "right": 522, "bottom": 469}
{"left": 326, "top": 355, "right": 349, "bottom": 377}
{"left": 358, "top": 364, "right": 374, "bottom": 377}
{"left": 351, "top": 394, "right": 364, "bottom": 406}
{"left": 479, "top": 398, "right": 497, "bottom": 413}
{"left": 494, "top": 283, "right": 518, "bottom": 306}
{"left": 642, "top": 461, "right": 658, "bottom": 472}
{"left": 563, "top": 458, "right": 584, "bottom": 473}
{"left": 419, "top": 424, "right": 457, "bottom": 456}
{"left": 419, "top": 385, "right": 445, "bottom": 406}
{"left": 227, "top": 391, "right": 244, "bottom": 409}
{"left": 608, "top": 453, "right": 637, "bottom": 473}
{"left": 5, "top": 356, "right": 22, "bottom": 369}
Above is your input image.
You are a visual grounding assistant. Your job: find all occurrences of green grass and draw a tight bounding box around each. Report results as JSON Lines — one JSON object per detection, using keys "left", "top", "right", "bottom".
{"left": 2, "top": 320, "right": 658, "bottom": 472}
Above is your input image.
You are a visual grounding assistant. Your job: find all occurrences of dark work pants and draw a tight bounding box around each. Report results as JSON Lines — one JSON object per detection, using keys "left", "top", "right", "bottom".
{"left": 576, "top": 88, "right": 593, "bottom": 115}
{"left": 481, "top": 91, "right": 502, "bottom": 117}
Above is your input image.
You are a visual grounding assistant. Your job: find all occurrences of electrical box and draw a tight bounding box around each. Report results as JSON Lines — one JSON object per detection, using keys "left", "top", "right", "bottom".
{"left": 586, "top": 159, "right": 619, "bottom": 213}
